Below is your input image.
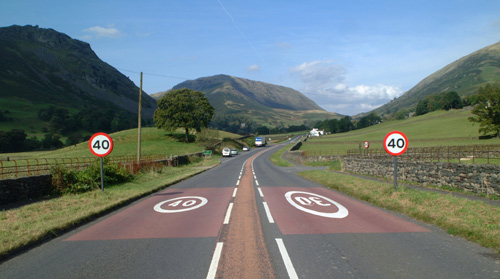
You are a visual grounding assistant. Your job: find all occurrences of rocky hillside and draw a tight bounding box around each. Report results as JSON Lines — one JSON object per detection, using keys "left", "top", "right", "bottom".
{"left": 0, "top": 25, "right": 157, "bottom": 118}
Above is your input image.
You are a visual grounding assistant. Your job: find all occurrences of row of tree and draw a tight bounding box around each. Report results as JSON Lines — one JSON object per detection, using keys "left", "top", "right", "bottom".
{"left": 415, "top": 91, "right": 464, "bottom": 116}
{"left": 0, "top": 129, "right": 63, "bottom": 153}
{"left": 38, "top": 106, "right": 146, "bottom": 136}
{"left": 314, "top": 113, "right": 382, "bottom": 134}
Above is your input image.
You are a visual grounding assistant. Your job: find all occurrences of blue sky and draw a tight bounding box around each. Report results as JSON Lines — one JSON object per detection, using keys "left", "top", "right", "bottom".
{"left": 1, "top": 0, "right": 500, "bottom": 115}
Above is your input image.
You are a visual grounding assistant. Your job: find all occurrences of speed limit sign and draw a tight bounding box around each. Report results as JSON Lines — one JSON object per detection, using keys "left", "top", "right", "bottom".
{"left": 89, "top": 132, "right": 113, "bottom": 157}
{"left": 383, "top": 131, "right": 408, "bottom": 156}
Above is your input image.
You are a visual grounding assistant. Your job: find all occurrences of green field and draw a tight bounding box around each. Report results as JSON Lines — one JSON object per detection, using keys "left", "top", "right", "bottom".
{"left": 1, "top": 127, "right": 240, "bottom": 160}
{"left": 300, "top": 108, "right": 497, "bottom": 155}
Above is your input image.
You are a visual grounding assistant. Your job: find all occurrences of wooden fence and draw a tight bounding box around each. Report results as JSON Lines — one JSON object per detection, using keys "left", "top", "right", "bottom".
{"left": 0, "top": 154, "right": 168, "bottom": 179}
{"left": 344, "top": 144, "right": 500, "bottom": 164}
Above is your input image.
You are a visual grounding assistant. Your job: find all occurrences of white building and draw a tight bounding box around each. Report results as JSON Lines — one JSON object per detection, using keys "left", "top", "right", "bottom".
{"left": 310, "top": 128, "right": 324, "bottom": 137}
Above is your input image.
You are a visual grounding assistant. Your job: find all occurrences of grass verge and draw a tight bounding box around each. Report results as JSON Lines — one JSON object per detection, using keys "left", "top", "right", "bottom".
{"left": 269, "top": 143, "right": 295, "bottom": 167}
{"left": 0, "top": 157, "right": 220, "bottom": 259}
{"left": 297, "top": 170, "right": 500, "bottom": 253}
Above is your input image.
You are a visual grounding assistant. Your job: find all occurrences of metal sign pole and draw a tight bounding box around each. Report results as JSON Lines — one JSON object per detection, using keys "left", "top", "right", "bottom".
{"left": 100, "top": 157, "right": 104, "bottom": 191}
{"left": 393, "top": 156, "right": 397, "bottom": 190}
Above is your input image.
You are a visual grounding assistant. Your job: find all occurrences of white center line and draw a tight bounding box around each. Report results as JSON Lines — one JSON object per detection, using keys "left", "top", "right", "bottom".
{"left": 257, "top": 187, "right": 264, "bottom": 197}
{"left": 262, "top": 202, "right": 274, "bottom": 223}
{"left": 276, "top": 238, "right": 299, "bottom": 279}
{"left": 223, "top": 203, "right": 233, "bottom": 224}
{"left": 206, "top": 242, "right": 224, "bottom": 279}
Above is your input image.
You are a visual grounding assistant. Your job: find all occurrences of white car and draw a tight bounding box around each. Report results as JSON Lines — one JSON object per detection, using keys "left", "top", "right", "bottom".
{"left": 242, "top": 146, "right": 249, "bottom": 151}
{"left": 222, "top": 148, "right": 231, "bottom": 157}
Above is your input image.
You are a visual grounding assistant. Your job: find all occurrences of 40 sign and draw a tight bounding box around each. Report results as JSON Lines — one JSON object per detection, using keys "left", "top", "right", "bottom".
{"left": 89, "top": 132, "right": 114, "bottom": 157}
{"left": 383, "top": 131, "right": 408, "bottom": 156}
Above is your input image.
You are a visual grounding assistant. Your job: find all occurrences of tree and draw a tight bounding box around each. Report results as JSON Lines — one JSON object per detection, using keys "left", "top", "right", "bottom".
{"left": 442, "top": 91, "right": 463, "bottom": 110}
{"left": 468, "top": 83, "right": 500, "bottom": 137}
{"left": 357, "top": 112, "right": 381, "bottom": 129}
{"left": 154, "top": 88, "right": 215, "bottom": 142}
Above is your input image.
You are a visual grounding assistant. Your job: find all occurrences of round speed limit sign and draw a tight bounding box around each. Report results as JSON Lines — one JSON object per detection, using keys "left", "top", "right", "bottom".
{"left": 89, "top": 132, "right": 114, "bottom": 157}
{"left": 383, "top": 131, "right": 408, "bottom": 156}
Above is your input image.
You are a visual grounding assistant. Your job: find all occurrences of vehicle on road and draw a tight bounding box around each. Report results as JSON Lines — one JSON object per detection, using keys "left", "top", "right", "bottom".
{"left": 231, "top": 149, "right": 238, "bottom": 156}
{"left": 222, "top": 148, "right": 231, "bottom": 157}
{"left": 255, "top": 137, "right": 266, "bottom": 147}
{"left": 242, "top": 146, "right": 249, "bottom": 151}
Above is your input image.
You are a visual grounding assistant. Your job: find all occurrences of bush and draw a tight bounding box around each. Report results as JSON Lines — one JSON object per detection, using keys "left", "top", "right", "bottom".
{"left": 50, "top": 158, "right": 133, "bottom": 195}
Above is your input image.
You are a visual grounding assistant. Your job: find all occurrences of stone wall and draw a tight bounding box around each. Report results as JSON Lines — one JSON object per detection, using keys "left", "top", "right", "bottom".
{"left": 343, "top": 157, "right": 500, "bottom": 196}
{"left": 286, "top": 140, "right": 500, "bottom": 196}
{"left": 0, "top": 175, "right": 52, "bottom": 205}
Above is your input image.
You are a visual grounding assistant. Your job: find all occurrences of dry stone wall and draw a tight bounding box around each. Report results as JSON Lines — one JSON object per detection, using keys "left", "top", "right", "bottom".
{"left": 343, "top": 158, "right": 500, "bottom": 196}
{"left": 286, "top": 141, "right": 500, "bottom": 196}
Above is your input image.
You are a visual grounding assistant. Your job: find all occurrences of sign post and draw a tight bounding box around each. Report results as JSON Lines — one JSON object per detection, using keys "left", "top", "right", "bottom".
{"left": 383, "top": 131, "right": 408, "bottom": 190}
{"left": 89, "top": 132, "right": 114, "bottom": 191}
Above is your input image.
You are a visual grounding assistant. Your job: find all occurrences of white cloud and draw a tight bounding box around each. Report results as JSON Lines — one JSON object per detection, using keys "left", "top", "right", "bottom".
{"left": 83, "top": 25, "right": 124, "bottom": 39}
{"left": 275, "top": 42, "right": 291, "bottom": 48}
{"left": 290, "top": 59, "right": 404, "bottom": 115}
{"left": 247, "top": 64, "right": 260, "bottom": 72}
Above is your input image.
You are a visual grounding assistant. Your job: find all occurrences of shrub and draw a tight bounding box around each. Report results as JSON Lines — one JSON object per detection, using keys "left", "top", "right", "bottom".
{"left": 50, "top": 158, "right": 133, "bottom": 195}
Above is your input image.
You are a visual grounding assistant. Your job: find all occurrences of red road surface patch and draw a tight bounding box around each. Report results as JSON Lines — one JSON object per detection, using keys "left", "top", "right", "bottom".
{"left": 262, "top": 187, "right": 430, "bottom": 235}
{"left": 66, "top": 188, "right": 233, "bottom": 241}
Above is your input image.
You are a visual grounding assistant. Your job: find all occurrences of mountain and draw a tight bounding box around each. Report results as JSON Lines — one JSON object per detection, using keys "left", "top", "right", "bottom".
{"left": 372, "top": 41, "right": 500, "bottom": 117}
{"left": 0, "top": 25, "right": 157, "bottom": 120}
{"left": 151, "top": 74, "right": 339, "bottom": 129}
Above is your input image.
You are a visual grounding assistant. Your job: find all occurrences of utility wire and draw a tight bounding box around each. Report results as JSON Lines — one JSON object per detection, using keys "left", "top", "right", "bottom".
{"left": 117, "top": 68, "right": 190, "bottom": 80}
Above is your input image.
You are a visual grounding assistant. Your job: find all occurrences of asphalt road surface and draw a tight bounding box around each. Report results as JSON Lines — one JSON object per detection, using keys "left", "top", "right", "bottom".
{"left": 1, "top": 143, "right": 499, "bottom": 278}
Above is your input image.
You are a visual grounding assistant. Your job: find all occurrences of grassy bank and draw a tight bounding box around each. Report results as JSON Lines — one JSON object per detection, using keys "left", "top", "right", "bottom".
{"left": 297, "top": 170, "right": 500, "bottom": 253}
{"left": 0, "top": 157, "right": 220, "bottom": 259}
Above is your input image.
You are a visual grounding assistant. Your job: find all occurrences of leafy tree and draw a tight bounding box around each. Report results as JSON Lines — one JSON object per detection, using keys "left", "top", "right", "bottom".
{"left": 357, "top": 112, "right": 381, "bottom": 129}
{"left": 339, "top": 116, "right": 354, "bottom": 132}
{"left": 154, "top": 88, "right": 215, "bottom": 142}
{"left": 468, "top": 83, "right": 500, "bottom": 137}
{"left": 415, "top": 99, "right": 430, "bottom": 116}
{"left": 256, "top": 126, "right": 270, "bottom": 135}
{"left": 442, "top": 91, "right": 463, "bottom": 110}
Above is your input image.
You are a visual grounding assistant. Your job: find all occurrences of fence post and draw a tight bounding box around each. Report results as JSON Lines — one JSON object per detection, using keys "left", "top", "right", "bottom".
{"left": 488, "top": 146, "right": 490, "bottom": 164}
{"left": 473, "top": 145, "right": 475, "bottom": 164}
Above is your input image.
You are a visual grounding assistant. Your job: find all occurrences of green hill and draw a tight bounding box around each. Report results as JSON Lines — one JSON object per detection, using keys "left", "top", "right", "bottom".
{"left": 373, "top": 41, "right": 500, "bottom": 117}
{"left": 151, "top": 74, "right": 340, "bottom": 129}
{"left": 0, "top": 25, "right": 157, "bottom": 134}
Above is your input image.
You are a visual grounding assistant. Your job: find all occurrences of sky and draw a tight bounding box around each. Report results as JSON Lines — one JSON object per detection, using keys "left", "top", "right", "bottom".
{"left": 1, "top": 1, "right": 500, "bottom": 116}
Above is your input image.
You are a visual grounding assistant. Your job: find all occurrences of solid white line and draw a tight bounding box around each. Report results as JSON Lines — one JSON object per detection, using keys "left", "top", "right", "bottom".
{"left": 223, "top": 203, "right": 233, "bottom": 224}
{"left": 276, "top": 238, "right": 299, "bottom": 279}
{"left": 257, "top": 187, "right": 264, "bottom": 197}
{"left": 232, "top": 188, "right": 238, "bottom": 198}
{"left": 206, "top": 242, "right": 224, "bottom": 279}
{"left": 263, "top": 202, "right": 274, "bottom": 223}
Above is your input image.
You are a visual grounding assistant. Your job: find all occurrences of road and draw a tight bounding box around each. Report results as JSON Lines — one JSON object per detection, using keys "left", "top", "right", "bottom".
{"left": 1, "top": 143, "right": 499, "bottom": 278}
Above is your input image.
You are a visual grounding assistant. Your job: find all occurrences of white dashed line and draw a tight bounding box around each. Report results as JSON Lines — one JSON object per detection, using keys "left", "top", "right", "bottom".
{"left": 276, "top": 238, "right": 298, "bottom": 279}
{"left": 223, "top": 203, "right": 233, "bottom": 224}
{"left": 262, "top": 202, "right": 274, "bottom": 223}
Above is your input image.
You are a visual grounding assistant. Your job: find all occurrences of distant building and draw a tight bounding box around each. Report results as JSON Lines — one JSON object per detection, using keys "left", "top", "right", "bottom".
{"left": 310, "top": 128, "right": 324, "bottom": 137}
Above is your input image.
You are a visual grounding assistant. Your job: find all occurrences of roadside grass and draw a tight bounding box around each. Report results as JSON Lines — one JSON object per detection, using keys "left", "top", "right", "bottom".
{"left": 297, "top": 170, "right": 500, "bottom": 253}
{"left": 0, "top": 156, "right": 220, "bottom": 259}
{"left": 303, "top": 160, "right": 342, "bottom": 171}
{"left": 269, "top": 143, "right": 295, "bottom": 167}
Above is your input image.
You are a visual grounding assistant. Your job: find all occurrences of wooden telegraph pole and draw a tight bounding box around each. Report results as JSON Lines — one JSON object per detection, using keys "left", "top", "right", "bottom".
{"left": 137, "top": 72, "right": 143, "bottom": 164}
